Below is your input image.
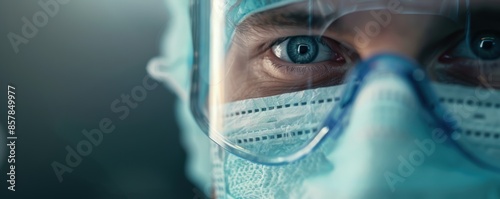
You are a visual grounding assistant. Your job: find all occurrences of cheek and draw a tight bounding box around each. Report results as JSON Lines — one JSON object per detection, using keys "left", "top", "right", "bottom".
{"left": 224, "top": 57, "right": 268, "bottom": 102}
{"left": 449, "top": 61, "right": 500, "bottom": 88}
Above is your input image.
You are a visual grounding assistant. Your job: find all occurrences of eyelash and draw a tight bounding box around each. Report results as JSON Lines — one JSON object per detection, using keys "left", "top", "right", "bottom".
{"left": 271, "top": 61, "right": 332, "bottom": 74}
{"left": 261, "top": 37, "right": 290, "bottom": 53}
{"left": 438, "top": 30, "right": 500, "bottom": 60}
{"left": 273, "top": 36, "right": 349, "bottom": 56}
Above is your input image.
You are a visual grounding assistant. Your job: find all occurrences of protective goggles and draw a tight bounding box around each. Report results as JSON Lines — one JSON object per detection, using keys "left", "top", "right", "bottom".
{"left": 190, "top": 0, "right": 500, "bottom": 166}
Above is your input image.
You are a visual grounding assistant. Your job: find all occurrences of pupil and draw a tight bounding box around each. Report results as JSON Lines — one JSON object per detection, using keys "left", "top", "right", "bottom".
{"left": 286, "top": 36, "right": 319, "bottom": 64}
{"left": 297, "top": 44, "right": 309, "bottom": 54}
{"left": 479, "top": 38, "right": 495, "bottom": 50}
{"left": 471, "top": 32, "right": 500, "bottom": 60}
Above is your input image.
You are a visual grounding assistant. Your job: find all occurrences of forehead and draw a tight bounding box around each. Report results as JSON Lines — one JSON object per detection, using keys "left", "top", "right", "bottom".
{"left": 227, "top": 0, "right": 500, "bottom": 23}
{"left": 229, "top": 0, "right": 500, "bottom": 34}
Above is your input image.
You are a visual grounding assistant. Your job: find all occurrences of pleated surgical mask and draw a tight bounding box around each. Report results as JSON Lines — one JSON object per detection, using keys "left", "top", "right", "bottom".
{"left": 189, "top": 0, "right": 475, "bottom": 164}
{"left": 212, "top": 55, "right": 500, "bottom": 199}
{"left": 182, "top": 0, "right": 500, "bottom": 198}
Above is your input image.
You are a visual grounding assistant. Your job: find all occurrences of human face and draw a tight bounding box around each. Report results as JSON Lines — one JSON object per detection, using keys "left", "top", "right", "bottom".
{"left": 189, "top": 0, "right": 500, "bottom": 197}
{"left": 223, "top": 0, "right": 500, "bottom": 102}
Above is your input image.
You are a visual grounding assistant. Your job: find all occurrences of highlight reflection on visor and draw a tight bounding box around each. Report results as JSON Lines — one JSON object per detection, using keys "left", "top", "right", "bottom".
{"left": 190, "top": 0, "right": 500, "bottom": 167}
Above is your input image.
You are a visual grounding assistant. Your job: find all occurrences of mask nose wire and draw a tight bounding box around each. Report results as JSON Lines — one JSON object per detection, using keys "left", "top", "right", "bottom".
{"left": 312, "top": 53, "right": 500, "bottom": 172}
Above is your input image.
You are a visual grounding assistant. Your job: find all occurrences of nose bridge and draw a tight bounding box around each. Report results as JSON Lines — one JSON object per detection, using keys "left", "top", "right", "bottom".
{"left": 359, "top": 16, "right": 435, "bottom": 59}
{"left": 357, "top": 30, "right": 425, "bottom": 59}
{"left": 301, "top": 55, "right": 491, "bottom": 198}
{"left": 338, "top": 12, "right": 459, "bottom": 60}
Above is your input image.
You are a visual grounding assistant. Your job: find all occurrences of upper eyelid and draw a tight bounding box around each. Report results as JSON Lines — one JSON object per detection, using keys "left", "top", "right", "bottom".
{"left": 270, "top": 37, "right": 290, "bottom": 47}
{"left": 270, "top": 36, "right": 335, "bottom": 49}
{"left": 438, "top": 30, "right": 500, "bottom": 60}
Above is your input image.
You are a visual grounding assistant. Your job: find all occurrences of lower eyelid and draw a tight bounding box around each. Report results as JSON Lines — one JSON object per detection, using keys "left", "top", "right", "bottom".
{"left": 266, "top": 55, "right": 348, "bottom": 79}
{"left": 272, "top": 62, "right": 330, "bottom": 74}
{"left": 268, "top": 62, "right": 346, "bottom": 86}
{"left": 262, "top": 36, "right": 355, "bottom": 81}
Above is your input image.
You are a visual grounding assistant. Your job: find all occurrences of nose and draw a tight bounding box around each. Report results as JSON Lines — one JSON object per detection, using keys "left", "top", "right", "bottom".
{"left": 335, "top": 12, "right": 460, "bottom": 60}
{"left": 301, "top": 55, "right": 496, "bottom": 198}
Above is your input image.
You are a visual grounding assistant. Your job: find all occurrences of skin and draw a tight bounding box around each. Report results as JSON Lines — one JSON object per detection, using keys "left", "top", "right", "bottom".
{"left": 220, "top": 0, "right": 500, "bottom": 102}
{"left": 209, "top": 0, "right": 500, "bottom": 197}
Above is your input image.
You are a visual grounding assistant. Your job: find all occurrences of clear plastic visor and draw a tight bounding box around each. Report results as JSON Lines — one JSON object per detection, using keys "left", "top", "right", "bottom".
{"left": 190, "top": 0, "right": 500, "bottom": 165}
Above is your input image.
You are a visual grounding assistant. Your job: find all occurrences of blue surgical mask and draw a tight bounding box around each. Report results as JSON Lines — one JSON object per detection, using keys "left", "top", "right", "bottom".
{"left": 151, "top": 0, "right": 500, "bottom": 198}
{"left": 213, "top": 55, "right": 500, "bottom": 199}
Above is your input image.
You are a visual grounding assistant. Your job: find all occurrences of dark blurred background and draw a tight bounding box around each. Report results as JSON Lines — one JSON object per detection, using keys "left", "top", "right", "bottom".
{"left": 0, "top": 0, "right": 197, "bottom": 198}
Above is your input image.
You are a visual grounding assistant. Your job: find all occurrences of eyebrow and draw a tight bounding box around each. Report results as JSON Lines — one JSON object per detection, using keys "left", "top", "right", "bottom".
{"left": 237, "top": 7, "right": 331, "bottom": 32}
{"left": 236, "top": 0, "right": 500, "bottom": 30}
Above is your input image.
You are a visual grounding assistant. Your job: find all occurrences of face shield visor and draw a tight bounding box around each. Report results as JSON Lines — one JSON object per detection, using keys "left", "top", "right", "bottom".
{"left": 190, "top": 0, "right": 500, "bottom": 167}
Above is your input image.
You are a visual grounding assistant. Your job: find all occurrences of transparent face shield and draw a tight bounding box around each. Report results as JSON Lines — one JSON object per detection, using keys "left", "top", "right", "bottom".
{"left": 190, "top": 0, "right": 500, "bottom": 167}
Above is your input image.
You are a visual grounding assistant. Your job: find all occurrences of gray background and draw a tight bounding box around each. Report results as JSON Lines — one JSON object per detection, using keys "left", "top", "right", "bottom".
{"left": 0, "top": 0, "right": 198, "bottom": 198}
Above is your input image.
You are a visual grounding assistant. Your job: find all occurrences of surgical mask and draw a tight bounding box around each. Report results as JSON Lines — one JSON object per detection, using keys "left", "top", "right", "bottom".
{"left": 186, "top": 0, "right": 500, "bottom": 198}
{"left": 190, "top": 0, "right": 476, "bottom": 164}
{"left": 213, "top": 55, "right": 500, "bottom": 198}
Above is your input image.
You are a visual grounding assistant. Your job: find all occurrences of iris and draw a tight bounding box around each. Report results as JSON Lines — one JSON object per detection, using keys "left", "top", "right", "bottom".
{"left": 286, "top": 36, "right": 320, "bottom": 64}
{"left": 471, "top": 32, "right": 500, "bottom": 60}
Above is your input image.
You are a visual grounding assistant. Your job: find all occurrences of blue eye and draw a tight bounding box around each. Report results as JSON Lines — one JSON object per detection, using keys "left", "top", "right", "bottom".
{"left": 272, "top": 36, "right": 333, "bottom": 64}
{"left": 471, "top": 32, "right": 500, "bottom": 60}
{"left": 433, "top": 31, "right": 500, "bottom": 87}
{"left": 448, "top": 31, "right": 500, "bottom": 60}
